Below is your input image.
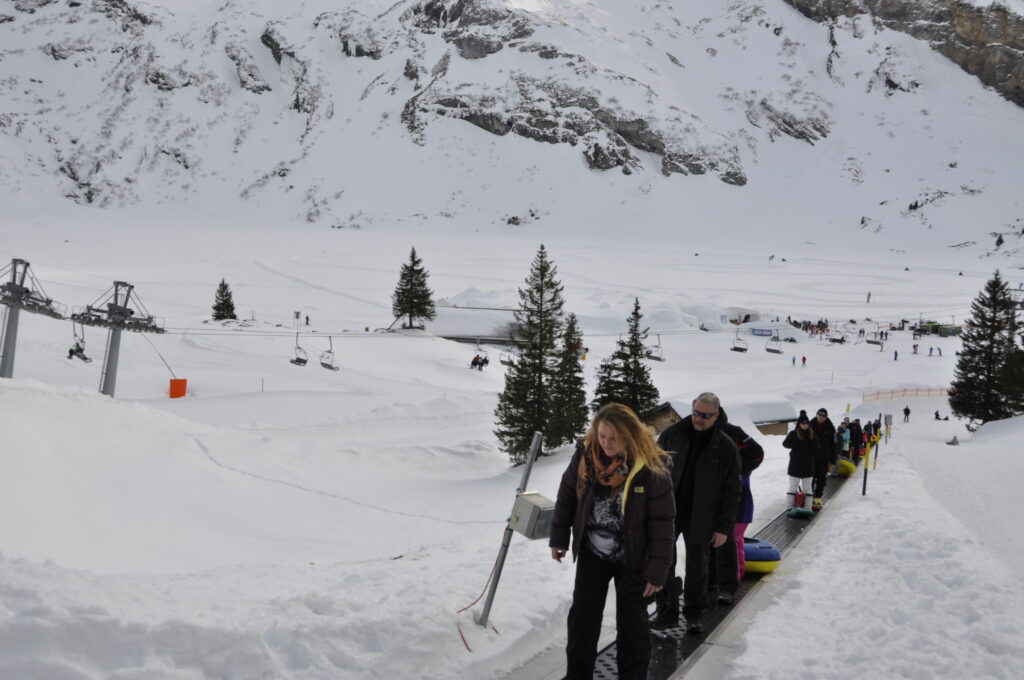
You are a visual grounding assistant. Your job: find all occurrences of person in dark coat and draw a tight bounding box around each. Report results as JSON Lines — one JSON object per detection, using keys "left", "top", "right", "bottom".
{"left": 903, "top": 405, "right": 910, "bottom": 422}
{"left": 809, "top": 408, "right": 836, "bottom": 509}
{"left": 849, "top": 418, "right": 864, "bottom": 463}
{"left": 549, "top": 403, "right": 675, "bottom": 680}
{"left": 783, "top": 412, "right": 818, "bottom": 512}
{"left": 652, "top": 393, "right": 741, "bottom": 634}
{"left": 709, "top": 407, "right": 764, "bottom": 604}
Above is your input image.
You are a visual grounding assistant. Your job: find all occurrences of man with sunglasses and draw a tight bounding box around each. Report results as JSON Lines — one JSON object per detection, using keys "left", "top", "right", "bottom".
{"left": 652, "top": 393, "right": 741, "bottom": 634}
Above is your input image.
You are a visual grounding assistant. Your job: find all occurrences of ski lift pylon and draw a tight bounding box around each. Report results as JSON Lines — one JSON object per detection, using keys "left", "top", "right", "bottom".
{"left": 320, "top": 336, "right": 340, "bottom": 371}
{"left": 290, "top": 333, "right": 308, "bottom": 366}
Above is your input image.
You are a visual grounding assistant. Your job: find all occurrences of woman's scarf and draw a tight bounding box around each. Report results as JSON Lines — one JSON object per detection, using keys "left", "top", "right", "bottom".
{"left": 577, "top": 444, "right": 630, "bottom": 498}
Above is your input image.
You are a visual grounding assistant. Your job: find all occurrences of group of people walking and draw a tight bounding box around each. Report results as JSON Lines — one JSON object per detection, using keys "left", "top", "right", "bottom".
{"left": 548, "top": 394, "right": 763, "bottom": 678}
{"left": 782, "top": 409, "right": 881, "bottom": 512}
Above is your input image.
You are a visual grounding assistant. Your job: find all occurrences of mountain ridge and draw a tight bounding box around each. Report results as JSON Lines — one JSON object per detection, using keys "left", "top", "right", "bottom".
{"left": 0, "top": 0, "right": 1021, "bottom": 262}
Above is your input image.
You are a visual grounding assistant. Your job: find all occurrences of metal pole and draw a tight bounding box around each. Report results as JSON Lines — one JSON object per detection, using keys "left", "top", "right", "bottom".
{"left": 862, "top": 441, "right": 871, "bottom": 496}
{"left": 477, "top": 431, "right": 543, "bottom": 627}
{"left": 99, "top": 327, "right": 123, "bottom": 397}
{"left": 0, "top": 306, "right": 20, "bottom": 378}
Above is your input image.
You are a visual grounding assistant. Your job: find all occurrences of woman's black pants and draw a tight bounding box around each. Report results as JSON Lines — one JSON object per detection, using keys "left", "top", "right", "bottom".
{"left": 566, "top": 548, "right": 651, "bottom": 680}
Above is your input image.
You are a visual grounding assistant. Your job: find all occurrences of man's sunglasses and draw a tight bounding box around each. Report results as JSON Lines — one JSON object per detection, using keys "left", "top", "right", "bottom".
{"left": 692, "top": 409, "right": 718, "bottom": 420}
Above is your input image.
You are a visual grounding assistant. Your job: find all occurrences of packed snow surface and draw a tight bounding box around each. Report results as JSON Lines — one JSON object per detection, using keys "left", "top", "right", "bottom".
{"left": 2, "top": 206, "right": 1023, "bottom": 678}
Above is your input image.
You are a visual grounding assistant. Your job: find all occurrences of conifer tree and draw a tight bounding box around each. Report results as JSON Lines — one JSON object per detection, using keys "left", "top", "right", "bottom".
{"left": 591, "top": 298, "right": 660, "bottom": 417}
{"left": 494, "top": 245, "right": 566, "bottom": 464}
{"left": 949, "top": 271, "right": 1023, "bottom": 429}
{"left": 391, "top": 247, "right": 436, "bottom": 329}
{"left": 546, "top": 313, "right": 589, "bottom": 447}
{"left": 212, "top": 279, "right": 237, "bottom": 321}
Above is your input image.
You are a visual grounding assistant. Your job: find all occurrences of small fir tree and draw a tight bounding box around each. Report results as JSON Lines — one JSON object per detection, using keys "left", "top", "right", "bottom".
{"left": 212, "top": 279, "right": 237, "bottom": 321}
{"left": 391, "top": 247, "right": 436, "bottom": 329}
{"left": 949, "top": 271, "right": 1023, "bottom": 429}
{"left": 494, "top": 245, "right": 566, "bottom": 464}
{"left": 546, "top": 313, "right": 589, "bottom": 447}
{"left": 591, "top": 298, "right": 660, "bottom": 417}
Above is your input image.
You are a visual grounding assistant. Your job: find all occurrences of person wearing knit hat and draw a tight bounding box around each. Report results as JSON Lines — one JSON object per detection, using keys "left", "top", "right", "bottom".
{"left": 783, "top": 413, "right": 817, "bottom": 515}
{"left": 809, "top": 408, "right": 837, "bottom": 510}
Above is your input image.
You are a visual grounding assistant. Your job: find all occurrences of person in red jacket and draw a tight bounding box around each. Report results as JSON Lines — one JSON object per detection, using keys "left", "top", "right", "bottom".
{"left": 549, "top": 403, "right": 676, "bottom": 680}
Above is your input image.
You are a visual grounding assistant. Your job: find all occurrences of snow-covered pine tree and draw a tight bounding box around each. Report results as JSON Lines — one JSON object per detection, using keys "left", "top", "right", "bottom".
{"left": 212, "top": 279, "right": 237, "bottom": 320}
{"left": 591, "top": 298, "right": 660, "bottom": 417}
{"left": 494, "top": 245, "right": 565, "bottom": 464}
{"left": 546, "top": 313, "right": 589, "bottom": 448}
{"left": 949, "top": 270, "right": 1023, "bottom": 429}
{"left": 391, "top": 247, "right": 436, "bottom": 329}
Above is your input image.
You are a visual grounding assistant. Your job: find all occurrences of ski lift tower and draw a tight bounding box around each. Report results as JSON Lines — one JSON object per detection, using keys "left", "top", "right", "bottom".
{"left": 71, "top": 281, "right": 164, "bottom": 397}
{"left": 0, "top": 259, "right": 67, "bottom": 378}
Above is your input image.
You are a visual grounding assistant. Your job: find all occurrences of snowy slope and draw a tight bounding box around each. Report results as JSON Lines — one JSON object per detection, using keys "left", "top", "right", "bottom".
{"left": 0, "top": 0, "right": 1022, "bottom": 260}
{"left": 3, "top": 205, "right": 1024, "bottom": 677}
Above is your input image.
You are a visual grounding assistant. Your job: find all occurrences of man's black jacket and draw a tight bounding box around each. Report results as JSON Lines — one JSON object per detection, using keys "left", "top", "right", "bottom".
{"left": 657, "top": 415, "right": 741, "bottom": 539}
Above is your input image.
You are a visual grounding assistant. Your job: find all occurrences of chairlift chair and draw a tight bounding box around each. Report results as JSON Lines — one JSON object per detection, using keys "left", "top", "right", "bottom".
{"left": 647, "top": 334, "right": 665, "bottom": 362}
{"left": 67, "top": 321, "right": 93, "bottom": 363}
{"left": 765, "top": 335, "right": 783, "bottom": 354}
{"left": 730, "top": 330, "right": 748, "bottom": 353}
{"left": 320, "top": 336, "right": 340, "bottom": 371}
{"left": 290, "top": 333, "right": 308, "bottom": 366}
{"left": 499, "top": 350, "right": 518, "bottom": 367}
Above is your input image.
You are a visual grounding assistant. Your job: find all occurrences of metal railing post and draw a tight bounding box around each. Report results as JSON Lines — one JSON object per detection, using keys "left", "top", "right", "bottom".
{"left": 477, "top": 431, "right": 543, "bottom": 627}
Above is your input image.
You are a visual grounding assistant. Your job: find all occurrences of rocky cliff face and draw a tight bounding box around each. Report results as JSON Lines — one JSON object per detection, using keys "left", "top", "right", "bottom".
{"left": 1, "top": 0, "right": 1022, "bottom": 249}
{"left": 783, "top": 0, "right": 1024, "bottom": 106}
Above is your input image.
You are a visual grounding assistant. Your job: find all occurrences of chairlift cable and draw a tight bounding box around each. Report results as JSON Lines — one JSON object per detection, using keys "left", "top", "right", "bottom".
{"left": 141, "top": 334, "right": 177, "bottom": 379}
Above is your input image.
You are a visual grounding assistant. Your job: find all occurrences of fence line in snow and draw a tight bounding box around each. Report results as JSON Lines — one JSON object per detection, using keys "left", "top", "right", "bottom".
{"left": 862, "top": 387, "right": 949, "bottom": 403}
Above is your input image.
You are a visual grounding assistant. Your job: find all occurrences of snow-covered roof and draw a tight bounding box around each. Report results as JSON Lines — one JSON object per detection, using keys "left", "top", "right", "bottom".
{"left": 743, "top": 400, "right": 799, "bottom": 424}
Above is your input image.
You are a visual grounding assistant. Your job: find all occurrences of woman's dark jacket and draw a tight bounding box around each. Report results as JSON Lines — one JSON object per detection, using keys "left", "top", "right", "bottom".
{"left": 657, "top": 416, "right": 742, "bottom": 540}
{"left": 549, "top": 443, "right": 676, "bottom": 586}
{"left": 782, "top": 428, "right": 819, "bottom": 477}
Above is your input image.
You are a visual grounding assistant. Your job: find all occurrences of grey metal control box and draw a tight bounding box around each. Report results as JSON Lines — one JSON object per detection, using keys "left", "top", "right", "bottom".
{"left": 509, "top": 491, "right": 556, "bottom": 540}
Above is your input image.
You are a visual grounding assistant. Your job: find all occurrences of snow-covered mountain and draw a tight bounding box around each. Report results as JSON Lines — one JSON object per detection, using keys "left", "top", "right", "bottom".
{"left": 1, "top": 0, "right": 1022, "bottom": 259}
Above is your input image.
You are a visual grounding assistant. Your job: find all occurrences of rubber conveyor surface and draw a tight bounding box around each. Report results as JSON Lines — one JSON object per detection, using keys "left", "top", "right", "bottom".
{"left": 589, "top": 464, "right": 857, "bottom": 680}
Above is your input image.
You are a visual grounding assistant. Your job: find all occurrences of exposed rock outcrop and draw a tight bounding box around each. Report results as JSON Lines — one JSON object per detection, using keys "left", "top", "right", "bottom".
{"left": 440, "top": 0, "right": 535, "bottom": 59}
{"left": 783, "top": 0, "right": 1024, "bottom": 107}
{"left": 13, "top": 0, "right": 56, "bottom": 13}
{"left": 260, "top": 25, "right": 295, "bottom": 65}
{"left": 225, "top": 42, "right": 272, "bottom": 94}
{"left": 424, "top": 76, "right": 745, "bottom": 183}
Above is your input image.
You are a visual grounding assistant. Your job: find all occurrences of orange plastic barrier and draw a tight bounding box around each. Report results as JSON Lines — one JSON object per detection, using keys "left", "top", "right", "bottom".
{"left": 169, "top": 378, "right": 188, "bottom": 398}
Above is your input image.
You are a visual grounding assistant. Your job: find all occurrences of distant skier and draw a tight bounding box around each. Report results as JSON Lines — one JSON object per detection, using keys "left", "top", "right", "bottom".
{"left": 769, "top": 254, "right": 775, "bottom": 262}
{"left": 946, "top": 436, "right": 959, "bottom": 446}
{"left": 937, "top": 347, "right": 942, "bottom": 357}
{"left": 894, "top": 350, "right": 898, "bottom": 361}
{"left": 929, "top": 347, "right": 934, "bottom": 356}
{"left": 903, "top": 406, "right": 910, "bottom": 423}
{"left": 305, "top": 315, "right": 310, "bottom": 326}
{"left": 791, "top": 356, "right": 796, "bottom": 366}
{"left": 866, "top": 291, "right": 872, "bottom": 303}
